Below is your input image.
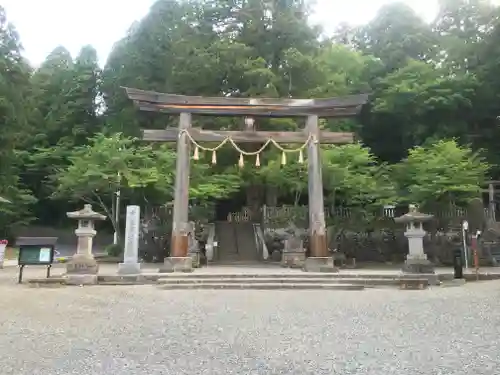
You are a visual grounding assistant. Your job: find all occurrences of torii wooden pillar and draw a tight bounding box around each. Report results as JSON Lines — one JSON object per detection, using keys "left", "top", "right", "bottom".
{"left": 124, "top": 87, "right": 368, "bottom": 272}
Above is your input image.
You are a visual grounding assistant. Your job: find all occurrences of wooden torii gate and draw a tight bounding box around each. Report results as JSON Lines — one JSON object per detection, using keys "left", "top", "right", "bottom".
{"left": 124, "top": 87, "right": 368, "bottom": 272}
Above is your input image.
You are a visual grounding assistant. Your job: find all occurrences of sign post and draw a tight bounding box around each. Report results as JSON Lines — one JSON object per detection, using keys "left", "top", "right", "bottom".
{"left": 472, "top": 230, "right": 481, "bottom": 280}
{"left": 15, "top": 237, "right": 57, "bottom": 283}
{"left": 453, "top": 247, "right": 464, "bottom": 279}
{"left": 462, "top": 220, "right": 469, "bottom": 269}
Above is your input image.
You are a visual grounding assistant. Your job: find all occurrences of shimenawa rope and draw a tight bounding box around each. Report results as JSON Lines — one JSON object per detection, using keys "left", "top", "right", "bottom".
{"left": 179, "top": 129, "right": 311, "bottom": 167}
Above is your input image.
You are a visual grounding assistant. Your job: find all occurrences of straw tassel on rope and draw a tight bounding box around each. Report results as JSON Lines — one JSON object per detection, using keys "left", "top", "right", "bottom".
{"left": 281, "top": 151, "right": 287, "bottom": 165}
{"left": 238, "top": 153, "right": 244, "bottom": 168}
{"left": 193, "top": 146, "right": 199, "bottom": 160}
{"left": 211, "top": 150, "right": 217, "bottom": 165}
{"left": 298, "top": 149, "right": 304, "bottom": 163}
{"left": 255, "top": 153, "right": 260, "bottom": 167}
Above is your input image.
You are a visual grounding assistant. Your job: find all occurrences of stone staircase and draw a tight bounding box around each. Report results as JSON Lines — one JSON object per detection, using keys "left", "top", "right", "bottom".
{"left": 234, "top": 222, "right": 260, "bottom": 261}
{"left": 215, "top": 221, "right": 239, "bottom": 262}
{"left": 215, "top": 222, "right": 259, "bottom": 263}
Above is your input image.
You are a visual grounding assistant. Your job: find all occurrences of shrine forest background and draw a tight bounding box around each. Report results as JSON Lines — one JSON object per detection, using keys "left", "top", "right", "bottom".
{"left": 1, "top": 0, "right": 499, "bottom": 240}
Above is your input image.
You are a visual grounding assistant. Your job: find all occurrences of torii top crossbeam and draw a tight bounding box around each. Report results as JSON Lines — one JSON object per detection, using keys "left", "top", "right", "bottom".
{"left": 123, "top": 87, "right": 368, "bottom": 118}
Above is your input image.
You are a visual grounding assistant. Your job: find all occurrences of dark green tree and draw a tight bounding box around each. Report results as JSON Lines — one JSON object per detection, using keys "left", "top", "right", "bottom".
{"left": 0, "top": 6, "right": 36, "bottom": 236}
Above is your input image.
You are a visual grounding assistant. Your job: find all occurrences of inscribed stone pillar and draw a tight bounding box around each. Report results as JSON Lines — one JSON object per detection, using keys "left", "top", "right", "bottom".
{"left": 160, "top": 112, "right": 193, "bottom": 273}
{"left": 118, "top": 205, "right": 141, "bottom": 274}
{"left": 304, "top": 115, "right": 336, "bottom": 272}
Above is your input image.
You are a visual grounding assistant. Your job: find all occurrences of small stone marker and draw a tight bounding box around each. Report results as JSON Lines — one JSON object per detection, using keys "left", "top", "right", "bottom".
{"left": 118, "top": 205, "right": 141, "bottom": 275}
{"left": 281, "top": 236, "right": 306, "bottom": 268}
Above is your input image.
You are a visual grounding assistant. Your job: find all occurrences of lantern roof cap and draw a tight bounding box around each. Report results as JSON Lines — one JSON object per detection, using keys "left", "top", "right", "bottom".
{"left": 394, "top": 204, "right": 433, "bottom": 224}
{"left": 67, "top": 204, "right": 106, "bottom": 220}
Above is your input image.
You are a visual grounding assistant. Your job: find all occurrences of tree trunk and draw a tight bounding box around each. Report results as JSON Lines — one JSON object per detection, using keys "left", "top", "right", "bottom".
{"left": 246, "top": 184, "right": 263, "bottom": 221}
{"left": 265, "top": 185, "right": 278, "bottom": 206}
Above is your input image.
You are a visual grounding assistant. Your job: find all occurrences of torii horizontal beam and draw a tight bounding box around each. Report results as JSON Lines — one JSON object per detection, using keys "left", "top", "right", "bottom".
{"left": 124, "top": 87, "right": 369, "bottom": 117}
{"left": 135, "top": 102, "right": 362, "bottom": 117}
{"left": 142, "top": 128, "right": 354, "bottom": 144}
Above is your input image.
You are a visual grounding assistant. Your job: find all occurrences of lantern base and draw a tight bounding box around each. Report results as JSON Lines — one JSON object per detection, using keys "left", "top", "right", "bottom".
{"left": 402, "top": 258, "right": 435, "bottom": 274}
{"left": 401, "top": 258, "right": 439, "bottom": 285}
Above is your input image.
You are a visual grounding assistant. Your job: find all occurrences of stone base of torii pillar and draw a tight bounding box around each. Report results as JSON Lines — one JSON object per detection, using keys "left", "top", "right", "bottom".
{"left": 158, "top": 223, "right": 194, "bottom": 273}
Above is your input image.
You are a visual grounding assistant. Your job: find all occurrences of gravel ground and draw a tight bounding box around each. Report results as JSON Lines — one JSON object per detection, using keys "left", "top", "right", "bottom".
{"left": 0, "top": 281, "right": 500, "bottom": 374}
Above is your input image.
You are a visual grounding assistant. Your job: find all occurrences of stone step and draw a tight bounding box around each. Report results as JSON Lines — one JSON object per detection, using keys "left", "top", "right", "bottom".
{"left": 156, "top": 273, "right": 402, "bottom": 280}
{"left": 22, "top": 274, "right": 452, "bottom": 289}
{"left": 98, "top": 275, "right": 160, "bottom": 283}
{"left": 157, "top": 277, "right": 400, "bottom": 287}
{"left": 98, "top": 281, "right": 148, "bottom": 286}
{"left": 157, "top": 283, "right": 365, "bottom": 290}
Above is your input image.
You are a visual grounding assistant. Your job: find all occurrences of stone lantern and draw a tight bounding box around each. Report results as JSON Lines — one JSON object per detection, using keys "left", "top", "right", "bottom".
{"left": 65, "top": 204, "right": 106, "bottom": 285}
{"left": 395, "top": 204, "right": 434, "bottom": 274}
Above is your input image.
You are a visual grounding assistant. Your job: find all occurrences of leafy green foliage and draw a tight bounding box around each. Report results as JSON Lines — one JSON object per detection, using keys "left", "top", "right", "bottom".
{"left": 365, "top": 60, "right": 479, "bottom": 161}
{"left": 52, "top": 133, "right": 158, "bottom": 230}
{"left": 0, "top": 174, "right": 37, "bottom": 238}
{"left": 322, "top": 144, "right": 397, "bottom": 212}
{"left": 152, "top": 145, "right": 242, "bottom": 203}
{"left": 433, "top": 0, "right": 498, "bottom": 73}
{"left": 0, "top": 6, "right": 36, "bottom": 236}
{"left": 190, "top": 165, "right": 243, "bottom": 203}
{"left": 394, "top": 140, "right": 489, "bottom": 207}
{"left": 105, "top": 243, "right": 123, "bottom": 257}
{"left": 353, "top": 2, "right": 437, "bottom": 72}
{"left": 259, "top": 157, "right": 309, "bottom": 205}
